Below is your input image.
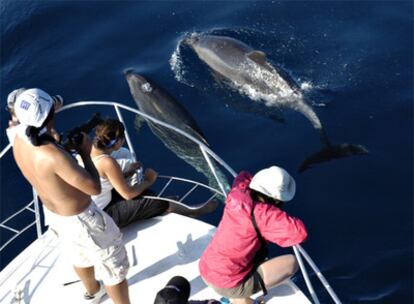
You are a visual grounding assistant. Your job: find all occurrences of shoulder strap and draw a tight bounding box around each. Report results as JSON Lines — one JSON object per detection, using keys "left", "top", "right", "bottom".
{"left": 251, "top": 201, "right": 267, "bottom": 248}
{"left": 92, "top": 154, "right": 111, "bottom": 162}
{"left": 250, "top": 201, "right": 268, "bottom": 296}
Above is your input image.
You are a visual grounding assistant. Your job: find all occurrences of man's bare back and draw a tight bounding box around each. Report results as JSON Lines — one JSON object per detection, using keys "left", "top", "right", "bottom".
{"left": 13, "top": 134, "right": 100, "bottom": 216}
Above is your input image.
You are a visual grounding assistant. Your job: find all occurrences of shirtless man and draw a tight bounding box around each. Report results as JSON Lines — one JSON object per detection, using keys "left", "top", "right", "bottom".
{"left": 12, "top": 88, "right": 130, "bottom": 304}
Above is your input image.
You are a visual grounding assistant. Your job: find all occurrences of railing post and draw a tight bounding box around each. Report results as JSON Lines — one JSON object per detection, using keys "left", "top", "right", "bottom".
{"left": 293, "top": 245, "right": 320, "bottom": 304}
{"left": 296, "top": 245, "right": 342, "bottom": 304}
{"left": 199, "top": 146, "right": 227, "bottom": 197}
{"left": 0, "top": 143, "right": 11, "bottom": 159}
{"left": 114, "top": 105, "right": 137, "bottom": 161}
{"left": 32, "top": 188, "right": 42, "bottom": 238}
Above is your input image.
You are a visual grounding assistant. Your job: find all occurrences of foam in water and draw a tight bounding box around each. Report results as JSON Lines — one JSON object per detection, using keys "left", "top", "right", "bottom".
{"left": 170, "top": 33, "right": 198, "bottom": 88}
{"left": 234, "top": 62, "right": 323, "bottom": 130}
{"left": 230, "top": 61, "right": 300, "bottom": 108}
{"left": 170, "top": 43, "right": 185, "bottom": 83}
{"left": 300, "top": 81, "right": 313, "bottom": 91}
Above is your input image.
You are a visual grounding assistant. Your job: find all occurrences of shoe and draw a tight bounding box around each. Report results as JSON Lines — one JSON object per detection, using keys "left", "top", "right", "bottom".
{"left": 84, "top": 282, "right": 106, "bottom": 303}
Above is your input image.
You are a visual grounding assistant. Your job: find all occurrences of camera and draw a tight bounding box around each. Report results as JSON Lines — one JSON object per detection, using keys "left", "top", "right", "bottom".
{"left": 60, "top": 113, "right": 102, "bottom": 152}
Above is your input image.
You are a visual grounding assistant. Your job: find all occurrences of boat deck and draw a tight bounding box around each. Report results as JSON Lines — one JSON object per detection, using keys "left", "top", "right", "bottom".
{"left": 0, "top": 213, "right": 310, "bottom": 304}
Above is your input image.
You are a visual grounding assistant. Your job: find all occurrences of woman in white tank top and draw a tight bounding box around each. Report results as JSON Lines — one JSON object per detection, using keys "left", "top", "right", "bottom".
{"left": 91, "top": 118, "right": 218, "bottom": 228}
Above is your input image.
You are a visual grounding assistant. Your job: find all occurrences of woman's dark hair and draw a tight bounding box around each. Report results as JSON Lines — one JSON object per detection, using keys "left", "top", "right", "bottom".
{"left": 94, "top": 118, "right": 125, "bottom": 150}
{"left": 25, "top": 107, "right": 55, "bottom": 146}
{"left": 250, "top": 189, "right": 283, "bottom": 207}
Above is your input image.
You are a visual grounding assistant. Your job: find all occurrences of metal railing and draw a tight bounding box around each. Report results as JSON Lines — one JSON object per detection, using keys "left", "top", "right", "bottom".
{"left": 0, "top": 101, "right": 341, "bottom": 303}
{"left": 156, "top": 175, "right": 223, "bottom": 202}
{"left": 0, "top": 199, "right": 38, "bottom": 252}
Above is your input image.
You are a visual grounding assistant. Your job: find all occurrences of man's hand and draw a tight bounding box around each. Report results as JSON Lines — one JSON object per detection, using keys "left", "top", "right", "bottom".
{"left": 144, "top": 168, "right": 158, "bottom": 184}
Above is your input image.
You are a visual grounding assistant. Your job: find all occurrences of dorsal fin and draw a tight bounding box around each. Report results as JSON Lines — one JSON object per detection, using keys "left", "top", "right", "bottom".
{"left": 247, "top": 51, "right": 267, "bottom": 65}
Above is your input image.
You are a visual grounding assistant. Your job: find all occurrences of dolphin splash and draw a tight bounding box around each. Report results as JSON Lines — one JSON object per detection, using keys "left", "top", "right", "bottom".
{"left": 183, "top": 34, "right": 368, "bottom": 171}
{"left": 124, "top": 69, "right": 229, "bottom": 192}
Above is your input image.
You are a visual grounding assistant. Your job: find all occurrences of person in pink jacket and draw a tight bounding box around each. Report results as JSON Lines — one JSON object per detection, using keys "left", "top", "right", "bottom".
{"left": 199, "top": 166, "right": 308, "bottom": 304}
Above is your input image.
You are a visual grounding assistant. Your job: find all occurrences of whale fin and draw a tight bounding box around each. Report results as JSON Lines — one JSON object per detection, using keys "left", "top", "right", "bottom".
{"left": 298, "top": 143, "right": 369, "bottom": 172}
{"left": 247, "top": 51, "right": 267, "bottom": 65}
{"left": 134, "top": 115, "right": 146, "bottom": 133}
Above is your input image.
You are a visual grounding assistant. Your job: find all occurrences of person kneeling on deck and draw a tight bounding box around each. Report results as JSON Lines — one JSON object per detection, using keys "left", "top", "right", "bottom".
{"left": 89, "top": 118, "right": 218, "bottom": 228}
{"left": 11, "top": 89, "right": 130, "bottom": 304}
{"left": 199, "top": 166, "right": 308, "bottom": 304}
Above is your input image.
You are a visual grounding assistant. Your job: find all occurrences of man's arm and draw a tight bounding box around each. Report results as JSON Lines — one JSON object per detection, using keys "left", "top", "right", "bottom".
{"left": 53, "top": 134, "right": 101, "bottom": 195}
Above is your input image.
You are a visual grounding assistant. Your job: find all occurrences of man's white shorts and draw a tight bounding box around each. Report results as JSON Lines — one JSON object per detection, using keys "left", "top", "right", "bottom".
{"left": 48, "top": 202, "right": 129, "bottom": 286}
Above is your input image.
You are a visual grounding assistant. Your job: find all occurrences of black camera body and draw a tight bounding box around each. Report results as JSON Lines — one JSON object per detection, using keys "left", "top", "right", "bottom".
{"left": 60, "top": 113, "right": 102, "bottom": 152}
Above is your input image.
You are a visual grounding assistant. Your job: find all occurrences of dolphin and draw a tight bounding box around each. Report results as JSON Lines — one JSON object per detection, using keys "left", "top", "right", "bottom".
{"left": 124, "top": 69, "right": 230, "bottom": 192}
{"left": 183, "top": 34, "right": 368, "bottom": 171}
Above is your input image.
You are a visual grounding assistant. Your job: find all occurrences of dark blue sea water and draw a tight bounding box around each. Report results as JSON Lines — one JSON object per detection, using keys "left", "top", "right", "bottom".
{"left": 0, "top": 1, "right": 412, "bottom": 303}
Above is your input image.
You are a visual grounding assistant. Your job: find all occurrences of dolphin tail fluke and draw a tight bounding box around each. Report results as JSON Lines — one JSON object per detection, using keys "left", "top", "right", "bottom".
{"left": 298, "top": 143, "right": 369, "bottom": 172}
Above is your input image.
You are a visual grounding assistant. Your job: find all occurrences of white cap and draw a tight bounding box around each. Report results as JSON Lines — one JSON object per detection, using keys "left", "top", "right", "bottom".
{"left": 249, "top": 166, "right": 296, "bottom": 202}
{"left": 7, "top": 88, "right": 26, "bottom": 110}
{"left": 14, "top": 88, "right": 54, "bottom": 127}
